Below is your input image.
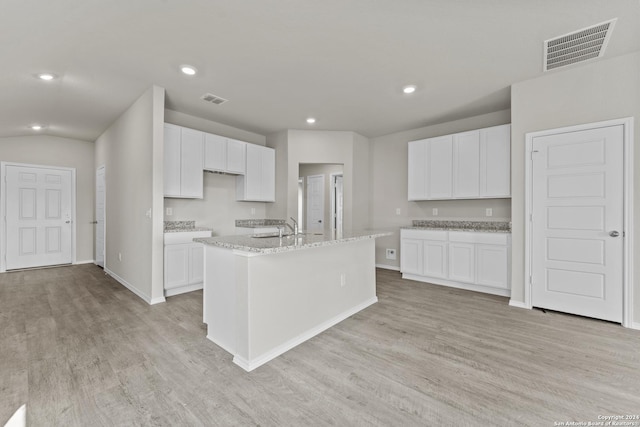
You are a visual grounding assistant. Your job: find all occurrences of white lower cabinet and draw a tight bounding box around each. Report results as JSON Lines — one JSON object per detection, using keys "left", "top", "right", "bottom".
{"left": 423, "top": 240, "right": 448, "bottom": 279}
{"left": 475, "top": 244, "right": 509, "bottom": 289}
{"left": 448, "top": 242, "right": 475, "bottom": 284}
{"left": 164, "top": 230, "right": 211, "bottom": 296}
{"left": 400, "top": 229, "right": 511, "bottom": 296}
{"left": 400, "top": 238, "right": 423, "bottom": 275}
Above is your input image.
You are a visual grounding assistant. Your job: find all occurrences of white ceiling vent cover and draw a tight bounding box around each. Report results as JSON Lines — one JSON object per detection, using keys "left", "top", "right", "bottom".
{"left": 201, "top": 93, "right": 229, "bottom": 105}
{"left": 543, "top": 18, "right": 616, "bottom": 71}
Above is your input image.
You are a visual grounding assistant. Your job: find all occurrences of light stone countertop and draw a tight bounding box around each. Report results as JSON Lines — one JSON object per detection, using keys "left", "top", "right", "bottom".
{"left": 402, "top": 219, "right": 511, "bottom": 233}
{"left": 164, "top": 220, "right": 213, "bottom": 233}
{"left": 195, "top": 229, "right": 391, "bottom": 255}
{"left": 235, "top": 219, "right": 286, "bottom": 228}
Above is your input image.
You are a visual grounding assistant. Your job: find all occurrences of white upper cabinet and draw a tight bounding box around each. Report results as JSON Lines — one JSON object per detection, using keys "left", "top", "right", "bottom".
{"left": 226, "top": 139, "right": 247, "bottom": 174}
{"left": 452, "top": 130, "right": 480, "bottom": 198}
{"left": 164, "top": 123, "right": 203, "bottom": 199}
{"left": 480, "top": 124, "right": 511, "bottom": 197}
{"left": 236, "top": 144, "right": 275, "bottom": 202}
{"left": 408, "top": 135, "right": 453, "bottom": 200}
{"left": 203, "top": 133, "right": 246, "bottom": 175}
{"left": 408, "top": 139, "right": 427, "bottom": 200}
{"left": 164, "top": 123, "right": 182, "bottom": 197}
{"left": 427, "top": 135, "right": 453, "bottom": 199}
{"left": 408, "top": 124, "right": 511, "bottom": 201}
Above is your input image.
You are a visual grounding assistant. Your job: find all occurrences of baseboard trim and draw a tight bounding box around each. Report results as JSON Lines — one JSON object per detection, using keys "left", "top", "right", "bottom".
{"left": 508, "top": 300, "right": 531, "bottom": 309}
{"left": 104, "top": 267, "right": 166, "bottom": 305}
{"left": 402, "top": 273, "right": 510, "bottom": 297}
{"left": 165, "top": 283, "right": 203, "bottom": 297}
{"left": 74, "top": 259, "right": 95, "bottom": 265}
{"left": 630, "top": 322, "right": 640, "bottom": 331}
{"left": 232, "top": 296, "right": 379, "bottom": 372}
{"left": 375, "top": 263, "right": 400, "bottom": 271}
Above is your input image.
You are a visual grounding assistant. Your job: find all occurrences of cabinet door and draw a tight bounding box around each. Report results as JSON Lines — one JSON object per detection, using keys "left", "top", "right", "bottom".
{"left": 480, "top": 124, "right": 511, "bottom": 197}
{"left": 408, "top": 139, "right": 427, "bottom": 200}
{"left": 476, "top": 244, "right": 509, "bottom": 289}
{"left": 163, "top": 124, "right": 182, "bottom": 197}
{"left": 226, "top": 139, "right": 246, "bottom": 174}
{"left": 203, "top": 133, "right": 227, "bottom": 172}
{"left": 164, "top": 244, "right": 189, "bottom": 289}
{"left": 448, "top": 243, "right": 475, "bottom": 284}
{"left": 180, "top": 128, "right": 204, "bottom": 198}
{"left": 423, "top": 240, "right": 448, "bottom": 279}
{"left": 428, "top": 135, "right": 453, "bottom": 199}
{"left": 188, "top": 243, "right": 204, "bottom": 285}
{"left": 243, "top": 143, "right": 263, "bottom": 201}
{"left": 453, "top": 131, "right": 480, "bottom": 198}
{"left": 401, "top": 238, "right": 423, "bottom": 275}
{"left": 260, "top": 146, "right": 275, "bottom": 201}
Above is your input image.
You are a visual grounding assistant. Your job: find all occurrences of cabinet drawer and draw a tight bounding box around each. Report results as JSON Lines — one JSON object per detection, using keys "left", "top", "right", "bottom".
{"left": 401, "top": 229, "right": 448, "bottom": 241}
{"left": 448, "top": 231, "right": 508, "bottom": 245}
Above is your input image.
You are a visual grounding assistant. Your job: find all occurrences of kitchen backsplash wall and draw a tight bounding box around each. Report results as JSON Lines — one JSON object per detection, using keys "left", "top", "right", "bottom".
{"left": 165, "top": 172, "right": 267, "bottom": 237}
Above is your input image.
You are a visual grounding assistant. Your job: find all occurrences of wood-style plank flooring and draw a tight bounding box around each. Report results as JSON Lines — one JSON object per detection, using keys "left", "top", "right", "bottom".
{"left": 1, "top": 265, "right": 639, "bottom": 426}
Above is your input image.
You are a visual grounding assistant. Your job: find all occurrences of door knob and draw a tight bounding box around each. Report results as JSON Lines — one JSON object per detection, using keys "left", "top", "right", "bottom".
{"left": 609, "top": 230, "right": 620, "bottom": 237}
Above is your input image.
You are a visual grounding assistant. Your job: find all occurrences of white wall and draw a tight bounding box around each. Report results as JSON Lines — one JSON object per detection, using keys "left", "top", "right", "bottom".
{"left": 163, "top": 110, "right": 270, "bottom": 236}
{"left": 94, "top": 86, "right": 165, "bottom": 304}
{"left": 0, "top": 135, "right": 95, "bottom": 263}
{"left": 369, "top": 110, "right": 512, "bottom": 268}
{"left": 266, "top": 130, "right": 369, "bottom": 233}
{"left": 511, "top": 51, "right": 640, "bottom": 323}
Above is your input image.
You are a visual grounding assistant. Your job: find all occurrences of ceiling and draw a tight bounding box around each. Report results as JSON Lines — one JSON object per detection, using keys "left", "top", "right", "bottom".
{"left": 2, "top": 0, "right": 639, "bottom": 142}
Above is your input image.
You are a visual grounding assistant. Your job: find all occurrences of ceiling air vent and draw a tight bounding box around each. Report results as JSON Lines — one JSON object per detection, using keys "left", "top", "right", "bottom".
{"left": 200, "top": 93, "right": 228, "bottom": 105}
{"left": 543, "top": 18, "right": 616, "bottom": 71}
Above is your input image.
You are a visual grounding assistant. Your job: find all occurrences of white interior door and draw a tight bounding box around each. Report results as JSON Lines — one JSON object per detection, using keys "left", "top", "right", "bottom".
{"left": 531, "top": 125, "right": 624, "bottom": 322}
{"left": 5, "top": 164, "right": 74, "bottom": 270}
{"left": 306, "top": 175, "right": 324, "bottom": 233}
{"left": 95, "top": 166, "right": 105, "bottom": 268}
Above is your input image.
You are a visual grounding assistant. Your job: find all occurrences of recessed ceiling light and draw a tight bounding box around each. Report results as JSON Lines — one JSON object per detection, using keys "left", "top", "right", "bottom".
{"left": 30, "top": 124, "right": 43, "bottom": 131}
{"left": 403, "top": 85, "right": 417, "bottom": 94}
{"left": 37, "top": 73, "right": 56, "bottom": 81}
{"left": 306, "top": 118, "right": 316, "bottom": 124}
{"left": 180, "top": 65, "right": 197, "bottom": 76}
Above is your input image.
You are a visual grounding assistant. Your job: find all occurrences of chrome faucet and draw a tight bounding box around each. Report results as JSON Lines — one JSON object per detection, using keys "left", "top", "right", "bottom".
{"left": 284, "top": 217, "right": 298, "bottom": 236}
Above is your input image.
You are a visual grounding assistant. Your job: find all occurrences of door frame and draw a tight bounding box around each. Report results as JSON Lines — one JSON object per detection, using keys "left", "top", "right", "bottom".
{"left": 95, "top": 165, "right": 106, "bottom": 268}
{"left": 0, "top": 161, "right": 77, "bottom": 273}
{"left": 330, "top": 173, "right": 343, "bottom": 233}
{"left": 523, "top": 117, "right": 634, "bottom": 328}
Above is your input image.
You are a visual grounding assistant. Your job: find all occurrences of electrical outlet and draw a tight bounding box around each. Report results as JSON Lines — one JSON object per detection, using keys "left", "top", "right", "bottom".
{"left": 486, "top": 208, "right": 493, "bottom": 217}
{"left": 118, "top": 252, "right": 122, "bottom": 262}
{"left": 432, "top": 208, "right": 438, "bottom": 216}
{"left": 166, "top": 207, "right": 173, "bottom": 216}
{"left": 340, "top": 273, "right": 346, "bottom": 287}
{"left": 386, "top": 248, "right": 397, "bottom": 260}
{"left": 395, "top": 208, "right": 401, "bottom": 215}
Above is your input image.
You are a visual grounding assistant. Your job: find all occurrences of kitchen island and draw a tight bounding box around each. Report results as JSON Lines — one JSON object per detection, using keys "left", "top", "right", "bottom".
{"left": 195, "top": 230, "right": 390, "bottom": 372}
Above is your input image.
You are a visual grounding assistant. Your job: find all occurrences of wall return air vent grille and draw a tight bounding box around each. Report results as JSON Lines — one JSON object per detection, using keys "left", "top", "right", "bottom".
{"left": 543, "top": 18, "right": 616, "bottom": 71}
{"left": 201, "top": 93, "right": 229, "bottom": 105}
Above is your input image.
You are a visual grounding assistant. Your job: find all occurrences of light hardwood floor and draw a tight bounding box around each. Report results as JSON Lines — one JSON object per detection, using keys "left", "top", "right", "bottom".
{"left": 1, "top": 265, "right": 639, "bottom": 426}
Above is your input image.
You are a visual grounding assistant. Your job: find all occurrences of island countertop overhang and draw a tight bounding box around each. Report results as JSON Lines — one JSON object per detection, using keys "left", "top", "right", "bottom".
{"left": 194, "top": 230, "right": 391, "bottom": 255}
